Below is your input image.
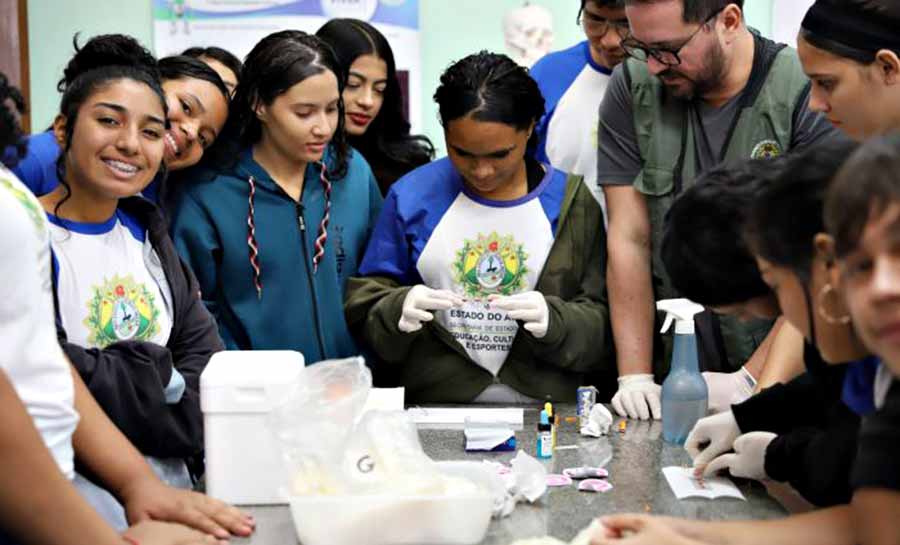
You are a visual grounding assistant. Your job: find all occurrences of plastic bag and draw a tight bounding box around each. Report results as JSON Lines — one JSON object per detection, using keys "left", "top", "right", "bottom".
{"left": 269, "top": 356, "right": 372, "bottom": 495}
{"left": 341, "top": 410, "right": 450, "bottom": 495}
{"left": 270, "top": 357, "right": 481, "bottom": 498}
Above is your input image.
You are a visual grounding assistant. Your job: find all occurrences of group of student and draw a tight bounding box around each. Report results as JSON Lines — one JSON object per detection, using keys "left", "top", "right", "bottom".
{"left": 0, "top": 0, "right": 899, "bottom": 543}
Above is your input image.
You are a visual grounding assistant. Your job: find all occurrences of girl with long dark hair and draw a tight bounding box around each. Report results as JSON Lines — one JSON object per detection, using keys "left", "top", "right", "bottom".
{"left": 316, "top": 18, "right": 433, "bottom": 194}
{"left": 33, "top": 36, "right": 249, "bottom": 535}
{"left": 171, "top": 30, "right": 382, "bottom": 361}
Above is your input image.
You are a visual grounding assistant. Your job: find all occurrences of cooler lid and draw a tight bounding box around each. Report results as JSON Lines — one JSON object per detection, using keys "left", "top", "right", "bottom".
{"left": 201, "top": 350, "right": 305, "bottom": 413}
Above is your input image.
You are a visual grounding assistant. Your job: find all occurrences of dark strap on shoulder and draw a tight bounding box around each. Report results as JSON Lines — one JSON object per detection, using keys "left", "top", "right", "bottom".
{"left": 741, "top": 34, "right": 788, "bottom": 109}
{"left": 623, "top": 59, "right": 633, "bottom": 90}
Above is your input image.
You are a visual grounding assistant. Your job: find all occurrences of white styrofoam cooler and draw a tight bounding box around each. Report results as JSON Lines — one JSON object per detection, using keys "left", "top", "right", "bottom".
{"left": 201, "top": 350, "right": 305, "bottom": 505}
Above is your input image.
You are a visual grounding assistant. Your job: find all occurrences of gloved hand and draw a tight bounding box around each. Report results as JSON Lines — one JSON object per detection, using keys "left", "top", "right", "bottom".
{"left": 703, "top": 431, "right": 777, "bottom": 480}
{"left": 488, "top": 291, "right": 549, "bottom": 338}
{"left": 684, "top": 410, "right": 741, "bottom": 470}
{"left": 702, "top": 367, "right": 757, "bottom": 414}
{"left": 611, "top": 374, "right": 661, "bottom": 420}
{"left": 398, "top": 285, "right": 463, "bottom": 333}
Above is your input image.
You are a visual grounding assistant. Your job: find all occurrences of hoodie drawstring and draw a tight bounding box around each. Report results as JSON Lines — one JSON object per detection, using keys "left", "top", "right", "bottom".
{"left": 245, "top": 162, "right": 333, "bottom": 298}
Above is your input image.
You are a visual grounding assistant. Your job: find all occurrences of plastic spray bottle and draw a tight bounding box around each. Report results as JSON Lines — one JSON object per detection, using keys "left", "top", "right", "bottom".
{"left": 658, "top": 298, "right": 708, "bottom": 445}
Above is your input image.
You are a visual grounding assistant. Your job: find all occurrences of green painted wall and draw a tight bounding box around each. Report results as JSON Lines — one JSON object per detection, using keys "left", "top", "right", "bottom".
{"left": 26, "top": 0, "right": 774, "bottom": 146}
{"left": 27, "top": 0, "right": 153, "bottom": 131}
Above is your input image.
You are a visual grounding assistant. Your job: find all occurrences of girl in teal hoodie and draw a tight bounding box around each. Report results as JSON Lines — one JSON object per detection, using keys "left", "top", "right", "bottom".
{"left": 171, "top": 30, "right": 382, "bottom": 362}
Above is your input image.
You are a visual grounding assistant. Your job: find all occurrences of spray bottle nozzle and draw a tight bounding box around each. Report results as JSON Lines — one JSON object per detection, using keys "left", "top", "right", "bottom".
{"left": 657, "top": 298, "right": 705, "bottom": 335}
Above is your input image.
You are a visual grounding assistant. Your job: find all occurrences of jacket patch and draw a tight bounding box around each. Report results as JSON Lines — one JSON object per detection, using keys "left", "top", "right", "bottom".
{"left": 751, "top": 139, "right": 782, "bottom": 159}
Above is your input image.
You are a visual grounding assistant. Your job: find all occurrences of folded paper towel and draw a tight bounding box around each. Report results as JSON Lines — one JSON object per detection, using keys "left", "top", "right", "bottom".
{"left": 580, "top": 404, "right": 613, "bottom": 437}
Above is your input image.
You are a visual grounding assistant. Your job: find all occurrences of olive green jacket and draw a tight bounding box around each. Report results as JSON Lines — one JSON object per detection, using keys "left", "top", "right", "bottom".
{"left": 344, "top": 175, "right": 614, "bottom": 403}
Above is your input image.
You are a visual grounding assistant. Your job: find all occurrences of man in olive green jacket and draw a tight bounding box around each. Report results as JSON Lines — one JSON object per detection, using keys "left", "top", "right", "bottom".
{"left": 345, "top": 169, "right": 615, "bottom": 404}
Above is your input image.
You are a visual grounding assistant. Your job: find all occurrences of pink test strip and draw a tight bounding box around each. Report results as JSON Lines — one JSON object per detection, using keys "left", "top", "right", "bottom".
{"left": 546, "top": 474, "right": 574, "bottom": 487}
{"left": 578, "top": 479, "right": 614, "bottom": 493}
{"left": 563, "top": 467, "right": 609, "bottom": 479}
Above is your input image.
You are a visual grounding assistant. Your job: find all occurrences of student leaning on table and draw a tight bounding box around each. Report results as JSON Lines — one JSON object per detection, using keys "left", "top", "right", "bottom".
{"left": 587, "top": 133, "right": 900, "bottom": 545}
{"left": 345, "top": 51, "right": 614, "bottom": 404}
{"left": 0, "top": 71, "right": 250, "bottom": 545}
{"left": 662, "top": 151, "right": 860, "bottom": 509}
{"left": 598, "top": 0, "right": 842, "bottom": 422}
{"left": 586, "top": 133, "right": 868, "bottom": 545}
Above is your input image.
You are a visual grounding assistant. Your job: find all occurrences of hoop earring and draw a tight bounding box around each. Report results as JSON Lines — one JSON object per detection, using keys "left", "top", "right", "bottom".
{"left": 816, "top": 284, "right": 851, "bottom": 325}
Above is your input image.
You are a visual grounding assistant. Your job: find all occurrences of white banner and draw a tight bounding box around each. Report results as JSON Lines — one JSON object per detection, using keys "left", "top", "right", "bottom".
{"left": 152, "top": 0, "right": 422, "bottom": 132}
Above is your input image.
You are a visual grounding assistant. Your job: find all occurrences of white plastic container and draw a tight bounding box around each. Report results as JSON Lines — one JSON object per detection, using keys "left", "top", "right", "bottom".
{"left": 288, "top": 461, "right": 495, "bottom": 545}
{"left": 201, "top": 350, "right": 305, "bottom": 505}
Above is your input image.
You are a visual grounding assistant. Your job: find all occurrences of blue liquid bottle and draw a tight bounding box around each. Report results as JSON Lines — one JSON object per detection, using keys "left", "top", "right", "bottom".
{"left": 658, "top": 299, "right": 708, "bottom": 445}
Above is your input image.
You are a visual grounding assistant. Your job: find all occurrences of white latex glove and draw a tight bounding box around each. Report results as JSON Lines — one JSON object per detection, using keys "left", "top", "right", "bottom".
{"left": 684, "top": 410, "right": 741, "bottom": 469}
{"left": 702, "top": 367, "right": 757, "bottom": 414}
{"left": 488, "top": 291, "right": 550, "bottom": 338}
{"left": 611, "top": 374, "right": 661, "bottom": 421}
{"left": 398, "top": 285, "right": 463, "bottom": 333}
{"left": 703, "top": 431, "right": 777, "bottom": 480}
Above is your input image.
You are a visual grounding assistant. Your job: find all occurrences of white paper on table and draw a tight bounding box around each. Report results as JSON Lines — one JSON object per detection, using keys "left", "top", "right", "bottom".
{"left": 361, "top": 388, "right": 405, "bottom": 414}
{"left": 406, "top": 407, "right": 524, "bottom": 427}
{"left": 662, "top": 467, "right": 746, "bottom": 501}
{"left": 464, "top": 427, "right": 514, "bottom": 451}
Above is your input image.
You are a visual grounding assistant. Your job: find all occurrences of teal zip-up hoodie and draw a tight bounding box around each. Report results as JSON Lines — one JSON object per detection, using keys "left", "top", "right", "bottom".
{"left": 170, "top": 147, "right": 383, "bottom": 363}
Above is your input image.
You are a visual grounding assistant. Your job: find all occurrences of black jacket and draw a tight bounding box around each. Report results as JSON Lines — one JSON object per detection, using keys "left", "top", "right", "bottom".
{"left": 731, "top": 343, "right": 860, "bottom": 507}
{"left": 55, "top": 197, "right": 223, "bottom": 460}
{"left": 852, "top": 378, "right": 900, "bottom": 491}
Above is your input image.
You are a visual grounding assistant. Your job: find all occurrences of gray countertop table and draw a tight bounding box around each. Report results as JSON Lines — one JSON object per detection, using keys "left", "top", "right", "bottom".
{"left": 232, "top": 405, "right": 786, "bottom": 544}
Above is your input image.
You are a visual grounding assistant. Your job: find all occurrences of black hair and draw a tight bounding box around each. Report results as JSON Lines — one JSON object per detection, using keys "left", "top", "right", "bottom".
{"left": 0, "top": 72, "right": 27, "bottom": 168}
{"left": 181, "top": 46, "right": 243, "bottom": 82}
{"left": 745, "top": 139, "right": 859, "bottom": 282}
{"left": 158, "top": 55, "right": 229, "bottom": 102}
{"left": 54, "top": 34, "right": 167, "bottom": 217}
{"left": 220, "top": 30, "right": 349, "bottom": 298}
{"left": 433, "top": 51, "right": 544, "bottom": 151}
{"left": 579, "top": 0, "right": 626, "bottom": 20}
{"left": 799, "top": 0, "right": 900, "bottom": 65}
{"left": 662, "top": 159, "right": 779, "bottom": 306}
{"left": 316, "top": 18, "right": 434, "bottom": 194}
{"left": 826, "top": 133, "right": 900, "bottom": 259}
{"left": 220, "top": 29, "right": 349, "bottom": 179}
{"left": 623, "top": 0, "right": 743, "bottom": 23}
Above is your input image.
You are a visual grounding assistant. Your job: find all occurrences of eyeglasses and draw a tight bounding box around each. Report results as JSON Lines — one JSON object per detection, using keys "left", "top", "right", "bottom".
{"left": 620, "top": 8, "right": 722, "bottom": 67}
{"left": 577, "top": 10, "right": 630, "bottom": 39}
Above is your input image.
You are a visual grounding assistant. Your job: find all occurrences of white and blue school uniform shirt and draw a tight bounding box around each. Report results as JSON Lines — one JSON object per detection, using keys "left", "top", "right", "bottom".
{"left": 0, "top": 166, "right": 79, "bottom": 480}
{"left": 531, "top": 40, "right": 612, "bottom": 214}
{"left": 358, "top": 158, "right": 567, "bottom": 402}
{"left": 48, "top": 210, "right": 174, "bottom": 352}
{"left": 47, "top": 208, "right": 192, "bottom": 530}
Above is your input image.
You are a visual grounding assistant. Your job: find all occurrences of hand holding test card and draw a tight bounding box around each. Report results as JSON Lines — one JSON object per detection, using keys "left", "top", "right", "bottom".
{"left": 662, "top": 467, "right": 746, "bottom": 500}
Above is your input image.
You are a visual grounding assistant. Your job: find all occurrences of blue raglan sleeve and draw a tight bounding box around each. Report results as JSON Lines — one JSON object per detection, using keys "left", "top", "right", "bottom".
{"left": 529, "top": 55, "right": 555, "bottom": 165}
{"left": 170, "top": 190, "right": 239, "bottom": 349}
{"left": 11, "top": 132, "right": 62, "bottom": 196}
{"left": 357, "top": 188, "right": 415, "bottom": 284}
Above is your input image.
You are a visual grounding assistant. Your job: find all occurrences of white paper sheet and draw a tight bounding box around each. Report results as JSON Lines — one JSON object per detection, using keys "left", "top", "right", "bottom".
{"left": 406, "top": 407, "right": 524, "bottom": 427}
{"left": 361, "top": 388, "right": 405, "bottom": 414}
{"left": 662, "top": 466, "right": 746, "bottom": 501}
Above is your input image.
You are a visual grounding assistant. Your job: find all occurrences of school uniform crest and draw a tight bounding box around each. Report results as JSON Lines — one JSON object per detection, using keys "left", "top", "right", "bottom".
{"left": 84, "top": 274, "right": 160, "bottom": 347}
{"left": 453, "top": 232, "right": 528, "bottom": 298}
{"left": 0, "top": 176, "right": 45, "bottom": 233}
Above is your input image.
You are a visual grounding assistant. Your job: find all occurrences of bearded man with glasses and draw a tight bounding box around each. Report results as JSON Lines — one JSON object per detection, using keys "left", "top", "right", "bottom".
{"left": 597, "top": 0, "right": 847, "bottom": 422}
{"left": 530, "top": 1, "right": 628, "bottom": 213}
